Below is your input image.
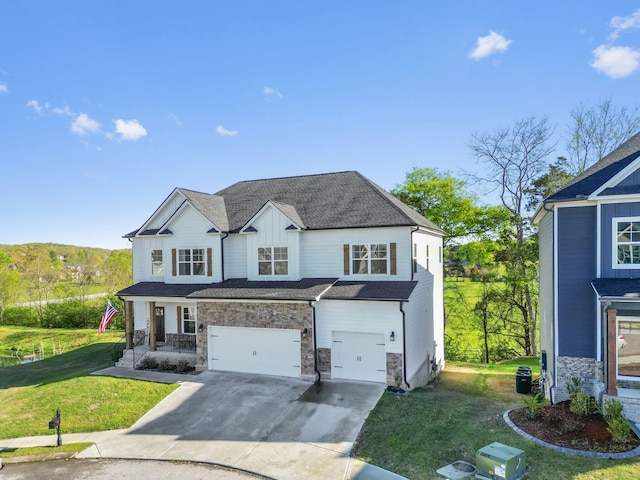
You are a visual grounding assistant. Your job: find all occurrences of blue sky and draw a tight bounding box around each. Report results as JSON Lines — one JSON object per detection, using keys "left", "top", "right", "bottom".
{"left": 1, "top": 1, "right": 639, "bottom": 249}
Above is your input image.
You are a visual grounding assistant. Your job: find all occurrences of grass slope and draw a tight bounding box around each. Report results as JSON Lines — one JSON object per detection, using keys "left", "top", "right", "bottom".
{"left": 0, "top": 327, "right": 178, "bottom": 439}
{"left": 354, "top": 359, "right": 640, "bottom": 480}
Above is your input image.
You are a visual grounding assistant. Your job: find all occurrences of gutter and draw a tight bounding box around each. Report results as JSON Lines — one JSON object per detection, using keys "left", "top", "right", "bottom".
{"left": 399, "top": 301, "right": 410, "bottom": 389}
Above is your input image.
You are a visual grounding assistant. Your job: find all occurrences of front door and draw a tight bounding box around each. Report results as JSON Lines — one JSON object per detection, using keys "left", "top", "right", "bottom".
{"left": 155, "top": 307, "right": 165, "bottom": 343}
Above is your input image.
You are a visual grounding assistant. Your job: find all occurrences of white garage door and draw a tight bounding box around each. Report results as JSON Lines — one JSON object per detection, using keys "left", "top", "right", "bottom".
{"left": 332, "top": 331, "right": 386, "bottom": 383}
{"left": 208, "top": 326, "right": 301, "bottom": 378}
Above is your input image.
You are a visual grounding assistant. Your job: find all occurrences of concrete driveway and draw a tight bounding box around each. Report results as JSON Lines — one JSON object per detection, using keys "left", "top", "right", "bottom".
{"left": 69, "top": 370, "right": 403, "bottom": 479}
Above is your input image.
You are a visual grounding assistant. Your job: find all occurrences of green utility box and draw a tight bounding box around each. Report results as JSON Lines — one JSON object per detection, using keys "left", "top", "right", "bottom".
{"left": 475, "top": 442, "right": 525, "bottom": 480}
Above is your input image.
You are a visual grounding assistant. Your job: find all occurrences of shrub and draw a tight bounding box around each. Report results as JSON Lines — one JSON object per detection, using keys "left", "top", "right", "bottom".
{"left": 159, "top": 359, "right": 173, "bottom": 371}
{"left": 603, "top": 399, "right": 632, "bottom": 443}
{"left": 176, "top": 360, "right": 192, "bottom": 373}
{"left": 523, "top": 392, "right": 547, "bottom": 419}
{"left": 566, "top": 377, "right": 598, "bottom": 417}
{"left": 2, "top": 307, "right": 40, "bottom": 327}
{"left": 138, "top": 356, "right": 158, "bottom": 370}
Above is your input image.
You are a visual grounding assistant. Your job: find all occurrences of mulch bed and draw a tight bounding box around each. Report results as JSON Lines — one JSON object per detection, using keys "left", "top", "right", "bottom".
{"left": 508, "top": 401, "right": 640, "bottom": 453}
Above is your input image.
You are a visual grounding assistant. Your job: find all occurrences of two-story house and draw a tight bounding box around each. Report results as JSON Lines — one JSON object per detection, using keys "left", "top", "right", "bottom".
{"left": 117, "top": 171, "right": 445, "bottom": 388}
{"left": 535, "top": 132, "right": 640, "bottom": 421}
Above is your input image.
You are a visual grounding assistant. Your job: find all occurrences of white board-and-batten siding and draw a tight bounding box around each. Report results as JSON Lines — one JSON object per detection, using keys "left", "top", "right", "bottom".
{"left": 300, "top": 227, "right": 412, "bottom": 280}
{"left": 132, "top": 207, "right": 223, "bottom": 284}
{"left": 314, "top": 300, "right": 403, "bottom": 354}
{"left": 244, "top": 204, "right": 301, "bottom": 281}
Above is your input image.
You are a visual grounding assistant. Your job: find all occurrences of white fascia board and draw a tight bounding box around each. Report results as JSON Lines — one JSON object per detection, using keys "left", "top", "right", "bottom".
{"left": 589, "top": 157, "right": 640, "bottom": 199}
{"left": 589, "top": 194, "right": 640, "bottom": 204}
{"left": 137, "top": 188, "right": 186, "bottom": 236}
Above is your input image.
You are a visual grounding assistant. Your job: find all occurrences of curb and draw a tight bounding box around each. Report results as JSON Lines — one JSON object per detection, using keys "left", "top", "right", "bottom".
{"left": 503, "top": 409, "right": 640, "bottom": 459}
{"left": 1, "top": 451, "right": 77, "bottom": 465}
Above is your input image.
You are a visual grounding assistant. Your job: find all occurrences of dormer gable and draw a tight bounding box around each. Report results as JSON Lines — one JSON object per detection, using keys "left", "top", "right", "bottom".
{"left": 126, "top": 188, "right": 226, "bottom": 238}
{"left": 240, "top": 200, "right": 304, "bottom": 234}
{"left": 590, "top": 156, "right": 640, "bottom": 199}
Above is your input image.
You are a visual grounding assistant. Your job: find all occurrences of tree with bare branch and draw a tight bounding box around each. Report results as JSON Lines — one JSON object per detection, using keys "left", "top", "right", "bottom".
{"left": 567, "top": 99, "right": 640, "bottom": 175}
{"left": 468, "top": 116, "right": 555, "bottom": 356}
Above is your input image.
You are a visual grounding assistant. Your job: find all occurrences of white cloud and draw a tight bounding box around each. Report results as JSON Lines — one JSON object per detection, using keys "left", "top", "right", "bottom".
{"left": 264, "top": 86, "right": 283, "bottom": 99}
{"left": 590, "top": 45, "right": 640, "bottom": 78}
{"left": 52, "top": 105, "right": 75, "bottom": 116}
{"left": 168, "top": 113, "right": 182, "bottom": 126}
{"left": 71, "top": 113, "right": 101, "bottom": 136}
{"left": 27, "top": 99, "right": 50, "bottom": 115}
{"left": 112, "top": 119, "right": 147, "bottom": 141}
{"left": 0, "top": 83, "right": 7, "bottom": 93}
{"left": 610, "top": 9, "right": 640, "bottom": 40}
{"left": 469, "top": 31, "right": 512, "bottom": 60}
{"left": 216, "top": 125, "right": 238, "bottom": 136}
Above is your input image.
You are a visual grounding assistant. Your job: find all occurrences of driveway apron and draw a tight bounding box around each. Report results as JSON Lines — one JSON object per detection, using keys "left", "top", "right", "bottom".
{"left": 75, "top": 370, "right": 395, "bottom": 479}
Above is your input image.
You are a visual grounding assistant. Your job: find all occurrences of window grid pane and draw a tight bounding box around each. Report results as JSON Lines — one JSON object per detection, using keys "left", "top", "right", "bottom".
{"left": 178, "top": 248, "right": 206, "bottom": 275}
{"left": 617, "top": 220, "right": 640, "bottom": 265}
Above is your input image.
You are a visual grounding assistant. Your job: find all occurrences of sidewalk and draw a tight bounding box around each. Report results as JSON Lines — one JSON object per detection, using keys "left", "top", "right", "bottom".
{"left": 1, "top": 368, "right": 407, "bottom": 480}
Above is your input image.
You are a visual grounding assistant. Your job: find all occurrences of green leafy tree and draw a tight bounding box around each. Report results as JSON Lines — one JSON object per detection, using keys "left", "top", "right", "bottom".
{"left": 391, "top": 167, "right": 509, "bottom": 247}
{"left": 526, "top": 156, "right": 575, "bottom": 209}
{"left": 13, "top": 245, "right": 64, "bottom": 327}
{"left": 0, "top": 251, "right": 22, "bottom": 324}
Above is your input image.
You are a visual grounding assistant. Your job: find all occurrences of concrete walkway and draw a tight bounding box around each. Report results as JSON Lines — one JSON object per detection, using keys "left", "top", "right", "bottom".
{"left": 1, "top": 368, "right": 407, "bottom": 480}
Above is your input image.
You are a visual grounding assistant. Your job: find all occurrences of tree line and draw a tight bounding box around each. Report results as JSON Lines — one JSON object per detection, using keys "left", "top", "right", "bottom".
{"left": 0, "top": 243, "right": 132, "bottom": 328}
{"left": 392, "top": 99, "right": 640, "bottom": 363}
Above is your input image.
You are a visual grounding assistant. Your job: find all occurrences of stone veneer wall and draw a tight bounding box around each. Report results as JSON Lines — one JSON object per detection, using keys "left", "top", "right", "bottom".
{"left": 134, "top": 329, "right": 146, "bottom": 345}
{"left": 317, "top": 347, "right": 331, "bottom": 378}
{"left": 196, "top": 301, "right": 314, "bottom": 377}
{"left": 555, "top": 356, "right": 604, "bottom": 402}
{"left": 386, "top": 353, "right": 403, "bottom": 387}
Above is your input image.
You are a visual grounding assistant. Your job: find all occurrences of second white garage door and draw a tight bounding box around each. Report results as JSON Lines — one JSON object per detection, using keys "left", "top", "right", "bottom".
{"left": 208, "top": 326, "right": 301, "bottom": 378}
{"left": 332, "top": 331, "right": 387, "bottom": 383}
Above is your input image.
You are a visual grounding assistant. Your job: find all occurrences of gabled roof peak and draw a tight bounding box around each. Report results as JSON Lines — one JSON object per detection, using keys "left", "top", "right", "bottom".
{"left": 547, "top": 131, "right": 640, "bottom": 202}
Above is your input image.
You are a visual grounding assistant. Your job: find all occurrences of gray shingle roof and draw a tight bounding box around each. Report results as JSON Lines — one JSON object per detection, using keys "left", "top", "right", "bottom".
{"left": 323, "top": 281, "right": 417, "bottom": 301}
{"left": 187, "top": 278, "right": 337, "bottom": 301}
{"left": 118, "top": 278, "right": 418, "bottom": 302}
{"left": 179, "top": 188, "right": 229, "bottom": 232}
{"left": 591, "top": 279, "right": 640, "bottom": 299}
{"left": 126, "top": 171, "right": 444, "bottom": 236}
{"left": 117, "top": 282, "right": 216, "bottom": 297}
{"left": 547, "top": 132, "right": 640, "bottom": 201}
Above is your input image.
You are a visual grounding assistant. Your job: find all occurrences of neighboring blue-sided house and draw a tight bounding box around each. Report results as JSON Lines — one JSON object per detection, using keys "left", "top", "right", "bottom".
{"left": 535, "top": 132, "right": 640, "bottom": 421}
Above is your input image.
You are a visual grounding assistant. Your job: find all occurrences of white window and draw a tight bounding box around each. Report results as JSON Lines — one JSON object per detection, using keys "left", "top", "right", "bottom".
{"left": 351, "top": 244, "right": 388, "bottom": 274}
{"left": 183, "top": 307, "right": 196, "bottom": 334}
{"left": 617, "top": 316, "right": 640, "bottom": 380}
{"left": 178, "top": 248, "right": 205, "bottom": 276}
{"left": 614, "top": 218, "right": 640, "bottom": 268}
{"left": 425, "top": 245, "right": 430, "bottom": 271}
{"left": 413, "top": 243, "right": 418, "bottom": 273}
{"left": 151, "top": 250, "right": 163, "bottom": 276}
{"left": 258, "top": 247, "right": 288, "bottom": 276}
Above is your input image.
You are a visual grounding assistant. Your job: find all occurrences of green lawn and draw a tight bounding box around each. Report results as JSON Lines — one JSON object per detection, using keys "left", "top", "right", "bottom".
{"left": 0, "top": 327, "right": 178, "bottom": 439}
{"left": 0, "top": 325, "right": 124, "bottom": 366}
{"left": 354, "top": 360, "right": 640, "bottom": 480}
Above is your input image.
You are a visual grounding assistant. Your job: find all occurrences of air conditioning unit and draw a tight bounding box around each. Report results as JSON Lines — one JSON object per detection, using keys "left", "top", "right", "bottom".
{"left": 475, "top": 442, "right": 525, "bottom": 480}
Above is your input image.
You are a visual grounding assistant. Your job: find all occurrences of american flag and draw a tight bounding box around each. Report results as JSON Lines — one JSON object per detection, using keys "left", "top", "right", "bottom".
{"left": 98, "top": 301, "right": 118, "bottom": 334}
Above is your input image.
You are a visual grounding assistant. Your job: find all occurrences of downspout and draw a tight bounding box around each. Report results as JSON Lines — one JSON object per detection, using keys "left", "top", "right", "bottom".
{"left": 309, "top": 301, "right": 321, "bottom": 383}
{"left": 220, "top": 232, "right": 228, "bottom": 281}
{"left": 399, "top": 301, "right": 410, "bottom": 389}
